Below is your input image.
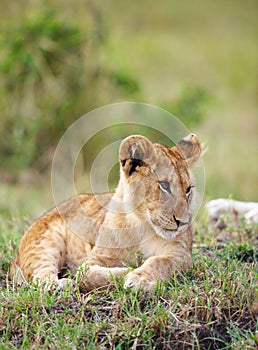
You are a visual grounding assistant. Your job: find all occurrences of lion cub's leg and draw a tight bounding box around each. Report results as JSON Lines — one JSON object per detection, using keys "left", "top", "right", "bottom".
{"left": 77, "top": 265, "right": 128, "bottom": 291}
{"left": 12, "top": 220, "right": 68, "bottom": 288}
{"left": 76, "top": 247, "right": 129, "bottom": 291}
{"left": 124, "top": 249, "right": 192, "bottom": 291}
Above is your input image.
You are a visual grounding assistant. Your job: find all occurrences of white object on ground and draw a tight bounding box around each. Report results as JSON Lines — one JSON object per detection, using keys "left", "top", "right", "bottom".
{"left": 206, "top": 198, "right": 258, "bottom": 224}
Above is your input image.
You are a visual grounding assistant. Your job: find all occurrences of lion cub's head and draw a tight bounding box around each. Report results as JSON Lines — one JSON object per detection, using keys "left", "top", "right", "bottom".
{"left": 118, "top": 134, "right": 202, "bottom": 239}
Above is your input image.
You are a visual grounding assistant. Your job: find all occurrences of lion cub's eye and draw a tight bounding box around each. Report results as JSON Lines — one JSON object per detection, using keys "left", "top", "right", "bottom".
{"left": 186, "top": 186, "right": 193, "bottom": 196}
{"left": 159, "top": 181, "right": 171, "bottom": 194}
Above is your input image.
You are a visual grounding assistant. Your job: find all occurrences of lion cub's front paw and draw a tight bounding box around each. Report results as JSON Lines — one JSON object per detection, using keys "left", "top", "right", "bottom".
{"left": 124, "top": 270, "right": 156, "bottom": 292}
{"left": 56, "top": 278, "right": 75, "bottom": 290}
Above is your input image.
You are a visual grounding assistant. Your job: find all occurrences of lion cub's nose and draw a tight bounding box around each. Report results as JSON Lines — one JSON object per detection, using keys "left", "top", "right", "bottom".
{"left": 173, "top": 215, "right": 181, "bottom": 228}
{"left": 173, "top": 215, "right": 188, "bottom": 229}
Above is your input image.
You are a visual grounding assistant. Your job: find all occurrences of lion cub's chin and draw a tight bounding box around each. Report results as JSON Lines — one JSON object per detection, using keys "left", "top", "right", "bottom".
{"left": 151, "top": 224, "right": 184, "bottom": 240}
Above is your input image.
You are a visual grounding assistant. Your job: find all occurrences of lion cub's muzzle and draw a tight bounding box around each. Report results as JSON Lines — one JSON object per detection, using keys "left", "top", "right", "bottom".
{"left": 151, "top": 213, "right": 190, "bottom": 233}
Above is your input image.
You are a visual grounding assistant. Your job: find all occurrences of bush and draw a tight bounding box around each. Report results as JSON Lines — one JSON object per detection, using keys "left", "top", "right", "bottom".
{"left": 0, "top": 11, "right": 83, "bottom": 170}
{"left": 161, "top": 86, "right": 211, "bottom": 126}
{"left": 0, "top": 8, "right": 139, "bottom": 176}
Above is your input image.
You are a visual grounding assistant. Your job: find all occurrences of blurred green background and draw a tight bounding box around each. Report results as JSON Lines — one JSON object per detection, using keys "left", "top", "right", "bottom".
{"left": 0, "top": 0, "right": 257, "bottom": 218}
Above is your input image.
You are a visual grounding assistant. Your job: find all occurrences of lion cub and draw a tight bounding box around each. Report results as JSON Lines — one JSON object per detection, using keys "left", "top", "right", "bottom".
{"left": 11, "top": 134, "right": 202, "bottom": 291}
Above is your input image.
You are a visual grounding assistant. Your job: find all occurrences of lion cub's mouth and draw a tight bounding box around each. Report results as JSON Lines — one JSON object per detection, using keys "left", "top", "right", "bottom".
{"left": 151, "top": 222, "right": 188, "bottom": 240}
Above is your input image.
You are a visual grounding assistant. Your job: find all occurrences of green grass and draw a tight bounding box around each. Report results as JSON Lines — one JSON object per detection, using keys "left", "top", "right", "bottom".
{"left": 0, "top": 217, "right": 257, "bottom": 349}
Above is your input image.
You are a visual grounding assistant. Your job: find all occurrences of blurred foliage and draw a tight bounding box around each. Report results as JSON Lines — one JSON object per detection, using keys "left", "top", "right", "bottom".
{"left": 0, "top": 6, "right": 207, "bottom": 181}
{"left": 111, "top": 70, "right": 140, "bottom": 95}
{"left": 0, "top": 8, "right": 139, "bottom": 178}
{"left": 0, "top": 11, "right": 83, "bottom": 172}
{"left": 0, "top": 0, "right": 256, "bottom": 203}
{"left": 1, "top": 11, "right": 82, "bottom": 89}
{"left": 161, "top": 86, "right": 211, "bottom": 126}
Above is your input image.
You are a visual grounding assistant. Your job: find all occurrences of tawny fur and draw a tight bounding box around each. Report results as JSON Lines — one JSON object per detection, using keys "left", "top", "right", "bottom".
{"left": 11, "top": 134, "right": 202, "bottom": 291}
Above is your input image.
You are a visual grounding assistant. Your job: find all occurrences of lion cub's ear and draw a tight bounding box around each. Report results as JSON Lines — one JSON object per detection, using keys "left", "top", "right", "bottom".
{"left": 176, "top": 133, "right": 202, "bottom": 167}
{"left": 119, "top": 135, "right": 155, "bottom": 176}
